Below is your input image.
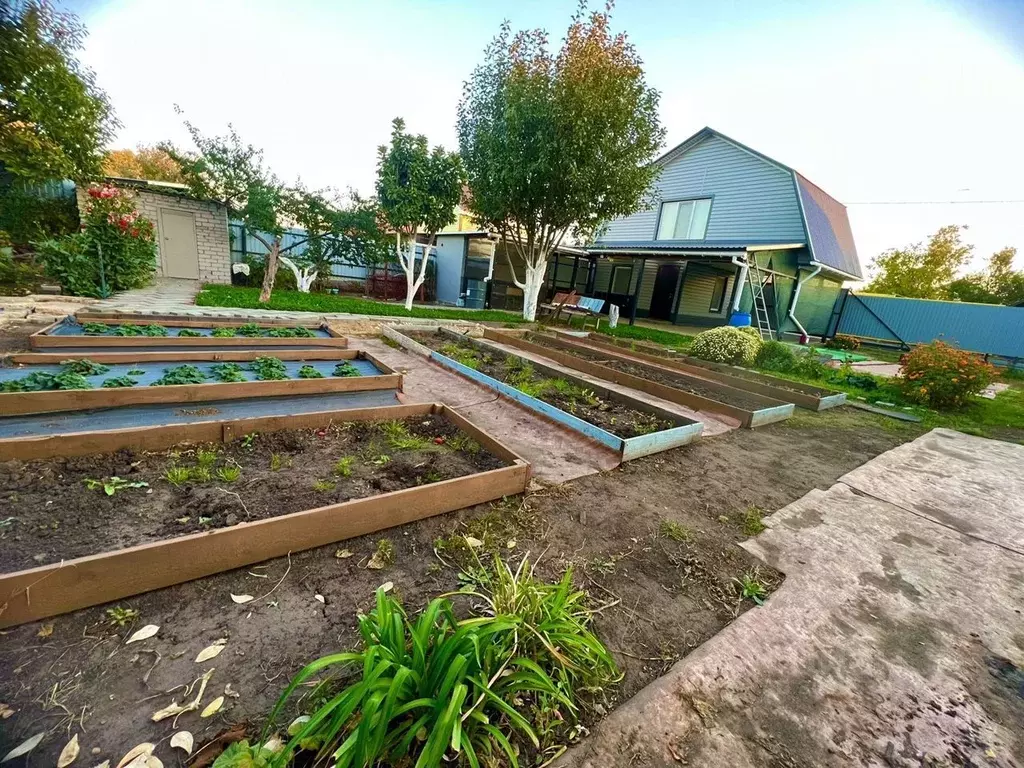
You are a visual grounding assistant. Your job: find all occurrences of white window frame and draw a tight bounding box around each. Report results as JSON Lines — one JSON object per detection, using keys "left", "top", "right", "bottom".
{"left": 656, "top": 198, "right": 712, "bottom": 240}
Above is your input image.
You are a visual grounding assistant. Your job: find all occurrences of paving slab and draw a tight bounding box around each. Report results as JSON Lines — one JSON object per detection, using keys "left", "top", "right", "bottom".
{"left": 359, "top": 337, "right": 619, "bottom": 483}
{"left": 560, "top": 429, "right": 1024, "bottom": 767}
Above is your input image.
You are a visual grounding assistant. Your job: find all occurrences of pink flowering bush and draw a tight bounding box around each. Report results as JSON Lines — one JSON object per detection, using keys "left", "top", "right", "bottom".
{"left": 39, "top": 183, "right": 157, "bottom": 297}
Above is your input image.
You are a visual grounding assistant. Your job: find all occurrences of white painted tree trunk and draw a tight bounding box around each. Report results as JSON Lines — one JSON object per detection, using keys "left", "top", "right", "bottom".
{"left": 520, "top": 258, "right": 547, "bottom": 322}
{"left": 396, "top": 234, "right": 430, "bottom": 311}
{"left": 279, "top": 256, "right": 318, "bottom": 293}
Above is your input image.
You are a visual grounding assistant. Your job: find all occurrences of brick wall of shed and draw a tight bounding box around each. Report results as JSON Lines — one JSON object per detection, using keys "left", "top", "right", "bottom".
{"left": 76, "top": 187, "right": 231, "bottom": 284}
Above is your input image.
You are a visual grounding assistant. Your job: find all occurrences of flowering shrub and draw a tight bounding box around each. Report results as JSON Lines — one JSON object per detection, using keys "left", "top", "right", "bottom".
{"left": 899, "top": 341, "right": 995, "bottom": 409}
{"left": 38, "top": 183, "right": 157, "bottom": 297}
{"left": 824, "top": 334, "right": 861, "bottom": 351}
{"left": 688, "top": 326, "right": 762, "bottom": 366}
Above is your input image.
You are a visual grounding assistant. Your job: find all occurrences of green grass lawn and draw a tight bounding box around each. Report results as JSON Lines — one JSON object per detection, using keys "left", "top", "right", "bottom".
{"left": 558, "top": 316, "right": 694, "bottom": 349}
{"left": 195, "top": 285, "right": 529, "bottom": 324}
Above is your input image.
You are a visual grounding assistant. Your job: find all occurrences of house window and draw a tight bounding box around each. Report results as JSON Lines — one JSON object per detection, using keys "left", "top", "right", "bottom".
{"left": 610, "top": 265, "right": 632, "bottom": 294}
{"left": 656, "top": 198, "right": 712, "bottom": 240}
{"left": 709, "top": 275, "right": 728, "bottom": 313}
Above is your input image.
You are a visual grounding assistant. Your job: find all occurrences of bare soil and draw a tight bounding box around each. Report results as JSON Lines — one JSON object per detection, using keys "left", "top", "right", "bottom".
{"left": 0, "top": 320, "right": 49, "bottom": 357}
{"left": 0, "top": 415, "right": 503, "bottom": 572}
{"left": 526, "top": 333, "right": 777, "bottom": 410}
{"left": 407, "top": 330, "right": 675, "bottom": 438}
{"left": 0, "top": 405, "right": 920, "bottom": 766}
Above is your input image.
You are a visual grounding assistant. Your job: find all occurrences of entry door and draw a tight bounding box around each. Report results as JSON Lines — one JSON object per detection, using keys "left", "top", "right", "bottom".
{"left": 159, "top": 209, "right": 200, "bottom": 279}
{"left": 649, "top": 264, "right": 680, "bottom": 320}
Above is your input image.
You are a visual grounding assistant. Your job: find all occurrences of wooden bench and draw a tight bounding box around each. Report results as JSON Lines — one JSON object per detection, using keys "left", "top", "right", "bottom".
{"left": 538, "top": 290, "right": 578, "bottom": 321}
{"left": 559, "top": 296, "right": 607, "bottom": 330}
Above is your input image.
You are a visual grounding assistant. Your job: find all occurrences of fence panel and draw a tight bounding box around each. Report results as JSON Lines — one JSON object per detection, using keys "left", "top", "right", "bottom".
{"left": 836, "top": 293, "right": 1024, "bottom": 359}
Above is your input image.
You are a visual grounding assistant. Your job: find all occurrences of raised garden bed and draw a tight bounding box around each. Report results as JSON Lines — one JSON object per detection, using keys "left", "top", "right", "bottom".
{"left": 0, "top": 402, "right": 530, "bottom": 627}
{"left": 485, "top": 329, "right": 794, "bottom": 428}
{"left": 0, "top": 353, "right": 399, "bottom": 415}
{"left": 29, "top": 317, "right": 348, "bottom": 349}
{"left": 569, "top": 331, "right": 846, "bottom": 411}
{"left": 386, "top": 325, "right": 702, "bottom": 460}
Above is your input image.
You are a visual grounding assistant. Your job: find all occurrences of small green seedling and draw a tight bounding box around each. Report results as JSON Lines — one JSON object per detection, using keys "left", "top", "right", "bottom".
{"left": 333, "top": 456, "right": 355, "bottom": 477}
{"left": 164, "top": 466, "right": 191, "bottom": 487}
{"left": 370, "top": 454, "right": 391, "bottom": 467}
{"left": 659, "top": 520, "right": 692, "bottom": 542}
{"left": 81, "top": 322, "right": 110, "bottom": 335}
{"left": 379, "top": 420, "right": 429, "bottom": 451}
{"left": 101, "top": 376, "right": 137, "bottom": 388}
{"left": 177, "top": 328, "right": 203, "bottom": 337}
{"left": 417, "top": 469, "right": 443, "bottom": 485}
{"left": 734, "top": 571, "right": 768, "bottom": 605}
{"left": 240, "top": 432, "right": 258, "bottom": 449}
{"left": 84, "top": 477, "right": 149, "bottom": 496}
{"left": 446, "top": 433, "right": 480, "bottom": 454}
{"left": 313, "top": 478, "right": 337, "bottom": 492}
{"left": 332, "top": 362, "right": 359, "bottom": 377}
{"left": 195, "top": 448, "right": 218, "bottom": 468}
{"left": 216, "top": 465, "right": 241, "bottom": 483}
{"left": 369, "top": 538, "right": 396, "bottom": 569}
{"left": 191, "top": 466, "right": 212, "bottom": 483}
{"left": 105, "top": 605, "right": 140, "bottom": 627}
{"left": 297, "top": 365, "right": 324, "bottom": 379}
{"left": 741, "top": 506, "right": 767, "bottom": 536}
{"left": 270, "top": 453, "right": 283, "bottom": 471}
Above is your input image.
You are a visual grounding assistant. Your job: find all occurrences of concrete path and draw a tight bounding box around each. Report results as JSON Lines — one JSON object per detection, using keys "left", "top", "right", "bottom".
{"left": 561, "top": 428, "right": 1024, "bottom": 767}
{"left": 360, "top": 337, "right": 620, "bottom": 483}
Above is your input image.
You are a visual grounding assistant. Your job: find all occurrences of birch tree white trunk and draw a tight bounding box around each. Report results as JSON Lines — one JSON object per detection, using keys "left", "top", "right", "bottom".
{"left": 279, "top": 256, "right": 318, "bottom": 293}
{"left": 395, "top": 233, "right": 432, "bottom": 311}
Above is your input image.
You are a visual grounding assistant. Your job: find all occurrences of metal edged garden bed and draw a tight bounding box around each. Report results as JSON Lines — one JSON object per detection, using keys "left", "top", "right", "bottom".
{"left": 563, "top": 331, "right": 846, "bottom": 411}
{"left": 0, "top": 352, "right": 401, "bottom": 416}
{"left": 29, "top": 316, "right": 348, "bottom": 349}
{"left": 485, "top": 329, "right": 795, "bottom": 429}
{"left": 385, "top": 325, "right": 703, "bottom": 461}
{"left": 0, "top": 402, "right": 531, "bottom": 628}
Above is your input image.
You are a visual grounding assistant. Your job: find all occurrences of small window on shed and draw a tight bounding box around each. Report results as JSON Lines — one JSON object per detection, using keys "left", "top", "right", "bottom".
{"left": 709, "top": 275, "right": 728, "bottom": 313}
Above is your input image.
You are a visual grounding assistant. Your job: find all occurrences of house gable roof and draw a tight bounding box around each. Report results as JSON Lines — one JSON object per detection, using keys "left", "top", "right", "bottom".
{"left": 642, "top": 127, "right": 863, "bottom": 280}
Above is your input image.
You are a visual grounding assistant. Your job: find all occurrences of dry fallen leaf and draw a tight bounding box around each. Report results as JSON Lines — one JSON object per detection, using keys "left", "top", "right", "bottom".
{"left": 379, "top": 582, "right": 394, "bottom": 593}
{"left": 366, "top": 552, "right": 386, "bottom": 570}
{"left": 170, "top": 731, "right": 194, "bottom": 756}
{"left": 223, "top": 683, "right": 239, "bottom": 699}
{"left": 144, "top": 757, "right": 162, "bottom": 768}
{"left": 125, "top": 625, "right": 159, "bottom": 645}
{"left": 314, "top": 594, "right": 325, "bottom": 604}
{"left": 2, "top": 732, "right": 44, "bottom": 763}
{"left": 230, "top": 594, "right": 253, "bottom": 604}
{"left": 465, "top": 536, "right": 483, "bottom": 548}
{"left": 93, "top": 761, "right": 111, "bottom": 768}
{"left": 0, "top": 703, "right": 13, "bottom": 719}
{"left": 195, "top": 639, "right": 227, "bottom": 663}
{"left": 115, "top": 743, "right": 154, "bottom": 768}
{"left": 334, "top": 548, "right": 353, "bottom": 559}
{"left": 201, "top": 696, "right": 224, "bottom": 718}
{"left": 260, "top": 737, "right": 284, "bottom": 755}
{"left": 57, "top": 734, "right": 80, "bottom": 768}
{"left": 37, "top": 624, "right": 53, "bottom": 638}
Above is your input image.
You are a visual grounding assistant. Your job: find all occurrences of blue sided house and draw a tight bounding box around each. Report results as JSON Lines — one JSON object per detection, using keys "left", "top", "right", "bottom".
{"left": 571, "top": 127, "right": 865, "bottom": 337}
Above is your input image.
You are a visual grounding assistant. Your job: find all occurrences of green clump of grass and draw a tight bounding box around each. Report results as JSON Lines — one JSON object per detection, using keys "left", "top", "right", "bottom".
{"left": 248, "top": 356, "right": 288, "bottom": 381}
{"left": 210, "top": 362, "right": 247, "bottom": 382}
{"left": 101, "top": 376, "right": 137, "bottom": 388}
{"left": 164, "top": 466, "right": 191, "bottom": 486}
{"left": 741, "top": 506, "right": 767, "bottom": 536}
{"left": 378, "top": 419, "right": 430, "bottom": 451}
{"left": 734, "top": 569, "right": 768, "bottom": 605}
{"left": 195, "top": 448, "right": 218, "bottom": 468}
{"left": 313, "top": 478, "right": 337, "bottom": 492}
{"left": 332, "top": 361, "right": 360, "bottom": 377}
{"left": 216, "top": 465, "right": 241, "bottom": 483}
{"left": 659, "top": 520, "right": 692, "bottom": 542}
{"left": 270, "top": 453, "right": 284, "bottom": 471}
{"left": 153, "top": 364, "right": 207, "bottom": 386}
{"left": 333, "top": 456, "right": 355, "bottom": 477}
{"left": 297, "top": 365, "right": 324, "bottom": 379}
{"left": 438, "top": 342, "right": 482, "bottom": 370}
{"left": 60, "top": 358, "right": 110, "bottom": 376}
{"left": 446, "top": 433, "right": 480, "bottom": 454}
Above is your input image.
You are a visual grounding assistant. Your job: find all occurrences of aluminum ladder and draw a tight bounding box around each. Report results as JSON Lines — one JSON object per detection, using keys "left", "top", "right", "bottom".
{"left": 745, "top": 259, "right": 774, "bottom": 340}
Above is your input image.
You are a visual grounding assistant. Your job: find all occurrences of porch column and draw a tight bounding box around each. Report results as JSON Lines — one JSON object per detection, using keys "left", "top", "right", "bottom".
{"left": 629, "top": 258, "right": 645, "bottom": 326}
{"left": 569, "top": 255, "right": 580, "bottom": 292}
{"left": 585, "top": 256, "right": 597, "bottom": 295}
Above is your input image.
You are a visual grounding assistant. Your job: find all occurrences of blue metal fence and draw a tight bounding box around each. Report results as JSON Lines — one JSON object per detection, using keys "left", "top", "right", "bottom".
{"left": 831, "top": 292, "right": 1024, "bottom": 360}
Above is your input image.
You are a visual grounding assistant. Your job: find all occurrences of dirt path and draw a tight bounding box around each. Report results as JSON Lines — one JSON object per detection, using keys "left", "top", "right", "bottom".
{"left": 0, "top": 407, "right": 916, "bottom": 765}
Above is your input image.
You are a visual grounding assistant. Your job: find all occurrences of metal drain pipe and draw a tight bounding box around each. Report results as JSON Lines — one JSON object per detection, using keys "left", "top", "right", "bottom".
{"left": 787, "top": 264, "right": 822, "bottom": 340}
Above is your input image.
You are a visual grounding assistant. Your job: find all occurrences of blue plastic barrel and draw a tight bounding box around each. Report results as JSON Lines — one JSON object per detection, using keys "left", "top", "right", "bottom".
{"left": 728, "top": 312, "right": 752, "bottom": 327}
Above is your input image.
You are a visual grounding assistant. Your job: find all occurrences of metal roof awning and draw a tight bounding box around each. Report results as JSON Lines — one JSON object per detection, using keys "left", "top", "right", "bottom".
{"left": 585, "top": 240, "right": 805, "bottom": 258}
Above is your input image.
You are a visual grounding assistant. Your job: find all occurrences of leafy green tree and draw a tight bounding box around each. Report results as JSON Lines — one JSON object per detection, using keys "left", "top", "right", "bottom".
{"left": 946, "top": 246, "right": 1024, "bottom": 305}
{"left": 457, "top": 4, "right": 664, "bottom": 320}
{"left": 865, "top": 225, "right": 973, "bottom": 299}
{"left": 375, "top": 118, "right": 464, "bottom": 310}
{"left": 0, "top": 0, "right": 116, "bottom": 182}
{"left": 103, "top": 145, "right": 184, "bottom": 183}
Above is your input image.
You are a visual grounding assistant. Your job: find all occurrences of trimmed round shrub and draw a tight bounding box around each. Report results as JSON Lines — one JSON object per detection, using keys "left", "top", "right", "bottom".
{"left": 688, "top": 326, "right": 762, "bottom": 366}
{"left": 899, "top": 341, "right": 995, "bottom": 409}
{"left": 824, "top": 334, "right": 861, "bottom": 351}
{"left": 755, "top": 340, "right": 796, "bottom": 373}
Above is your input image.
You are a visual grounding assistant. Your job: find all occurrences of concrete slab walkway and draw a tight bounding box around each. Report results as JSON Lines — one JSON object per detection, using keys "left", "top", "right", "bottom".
{"left": 561, "top": 428, "right": 1024, "bottom": 767}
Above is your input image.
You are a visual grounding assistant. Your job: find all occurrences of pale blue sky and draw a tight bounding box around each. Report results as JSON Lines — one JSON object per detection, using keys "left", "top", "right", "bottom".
{"left": 71, "top": 0, "right": 1024, "bottom": 278}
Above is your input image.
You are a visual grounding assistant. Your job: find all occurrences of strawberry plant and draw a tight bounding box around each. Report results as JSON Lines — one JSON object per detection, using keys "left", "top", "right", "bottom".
{"left": 102, "top": 376, "right": 137, "bottom": 388}
{"left": 153, "top": 365, "right": 208, "bottom": 386}
{"left": 211, "top": 327, "right": 236, "bottom": 337}
{"left": 82, "top": 322, "right": 110, "bottom": 335}
{"left": 211, "top": 363, "right": 247, "bottom": 382}
{"left": 297, "top": 365, "right": 324, "bottom": 378}
{"left": 60, "top": 358, "right": 111, "bottom": 376}
{"left": 332, "top": 361, "right": 359, "bottom": 377}
{"left": 248, "top": 356, "right": 288, "bottom": 380}
{"left": 177, "top": 328, "right": 203, "bottom": 337}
